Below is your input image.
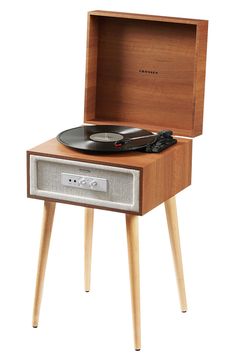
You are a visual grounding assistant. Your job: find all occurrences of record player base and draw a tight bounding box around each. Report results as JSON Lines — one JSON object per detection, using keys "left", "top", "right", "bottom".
{"left": 32, "top": 197, "right": 187, "bottom": 350}
{"left": 28, "top": 137, "right": 191, "bottom": 349}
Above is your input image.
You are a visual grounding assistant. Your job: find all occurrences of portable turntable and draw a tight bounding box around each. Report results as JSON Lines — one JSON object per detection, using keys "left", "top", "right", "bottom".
{"left": 27, "top": 11, "right": 208, "bottom": 350}
{"left": 57, "top": 125, "right": 177, "bottom": 152}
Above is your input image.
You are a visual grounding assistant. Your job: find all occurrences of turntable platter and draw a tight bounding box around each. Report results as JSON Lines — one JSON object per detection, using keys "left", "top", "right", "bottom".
{"left": 57, "top": 125, "right": 155, "bottom": 153}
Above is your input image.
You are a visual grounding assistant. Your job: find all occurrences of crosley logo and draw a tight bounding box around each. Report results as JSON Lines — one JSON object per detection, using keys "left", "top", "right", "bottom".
{"left": 139, "top": 69, "right": 158, "bottom": 75}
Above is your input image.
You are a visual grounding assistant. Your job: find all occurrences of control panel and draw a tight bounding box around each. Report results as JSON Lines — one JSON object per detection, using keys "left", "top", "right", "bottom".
{"left": 61, "top": 173, "right": 108, "bottom": 192}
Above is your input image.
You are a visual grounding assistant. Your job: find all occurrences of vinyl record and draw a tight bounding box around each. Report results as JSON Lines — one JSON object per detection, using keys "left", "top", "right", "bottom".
{"left": 57, "top": 125, "right": 156, "bottom": 153}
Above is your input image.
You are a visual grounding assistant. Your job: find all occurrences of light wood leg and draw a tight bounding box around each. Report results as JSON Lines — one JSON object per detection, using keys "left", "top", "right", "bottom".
{"left": 84, "top": 208, "right": 94, "bottom": 292}
{"left": 126, "top": 214, "right": 141, "bottom": 351}
{"left": 32, "top": 201, "right": 56, "bottom": 327}
{"left": 164, "top": 196, "right": 187, "bottom": 312}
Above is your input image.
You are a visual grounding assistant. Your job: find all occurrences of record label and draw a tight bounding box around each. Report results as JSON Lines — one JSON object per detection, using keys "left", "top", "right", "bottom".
{"left": 89, "top": 132, "right": 124, "bottom": 142}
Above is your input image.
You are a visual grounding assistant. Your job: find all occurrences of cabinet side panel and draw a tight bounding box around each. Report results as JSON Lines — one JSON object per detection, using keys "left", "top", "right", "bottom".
{"left": 141, "top": 140, "right": 192, "bottom": 214}
{"left": 27, "top": 151, "right": 31, "bottom": 198}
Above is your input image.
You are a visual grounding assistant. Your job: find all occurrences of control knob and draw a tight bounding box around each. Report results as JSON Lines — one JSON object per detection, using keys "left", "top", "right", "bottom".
{"left": 90, "top": 181, "right": 97, "bottom": 187}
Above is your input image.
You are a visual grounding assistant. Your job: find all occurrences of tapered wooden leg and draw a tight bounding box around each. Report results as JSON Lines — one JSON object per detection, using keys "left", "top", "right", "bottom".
{"left": 126, "top": 214, "right": 141, "bottom": 351}
{"left": 164, "top": 196, "right": 187, "bottom": 312}
{"left": 84, "top": 208, "right": 94, "bottom": 292}
{"left": 32, "top": 201, "right": 56, "bottom": 327}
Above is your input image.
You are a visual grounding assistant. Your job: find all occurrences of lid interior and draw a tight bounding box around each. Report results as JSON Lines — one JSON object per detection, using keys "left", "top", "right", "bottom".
{"left": 84, "top": 13, "right": 207, "bottom": 137}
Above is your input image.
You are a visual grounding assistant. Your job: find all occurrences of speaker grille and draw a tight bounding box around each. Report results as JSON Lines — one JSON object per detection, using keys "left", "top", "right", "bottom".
{"left": 30, "top": 155, "right": 140, "bottom": 212}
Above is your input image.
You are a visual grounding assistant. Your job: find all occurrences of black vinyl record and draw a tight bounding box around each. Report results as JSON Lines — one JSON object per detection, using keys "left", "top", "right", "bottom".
{"left": 57, "top": 125, "right": 156, "bottom": 153}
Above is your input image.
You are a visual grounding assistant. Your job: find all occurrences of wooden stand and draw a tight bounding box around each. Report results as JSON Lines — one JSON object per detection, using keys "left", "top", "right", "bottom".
{"left": 126, "top": 214, "right": 141, "bottom": 351}
{"left": 84, "top": 208, "right": 94, "bottom": 292}
{"left": 32, "top": 201, "right": 56, "bottom": 328}
{"left": 32, "top": 196, "right": 187, "bottom": 350}
{"left": 165, "top": 197, "right": 187, "bottom": 312}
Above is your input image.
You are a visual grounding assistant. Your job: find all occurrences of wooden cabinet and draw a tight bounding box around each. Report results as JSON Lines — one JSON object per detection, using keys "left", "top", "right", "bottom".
{"left": 27, "top": 11, "right": 208, "bottom": 350}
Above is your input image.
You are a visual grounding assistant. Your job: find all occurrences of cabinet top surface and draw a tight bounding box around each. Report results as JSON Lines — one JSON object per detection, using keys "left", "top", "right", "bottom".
{"left": 28, "top": 137, "right": 191, "bottom": 169}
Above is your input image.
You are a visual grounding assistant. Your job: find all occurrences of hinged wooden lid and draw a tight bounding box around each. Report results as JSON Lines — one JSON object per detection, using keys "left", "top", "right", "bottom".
{"left": 84, "top": 11, "right": 208, "bottom": 137}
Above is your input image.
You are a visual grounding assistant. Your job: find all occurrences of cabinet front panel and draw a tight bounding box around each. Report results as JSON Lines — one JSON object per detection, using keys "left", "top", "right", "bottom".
{"left": 29, "top": 155, "right": 140, "bottom": 212}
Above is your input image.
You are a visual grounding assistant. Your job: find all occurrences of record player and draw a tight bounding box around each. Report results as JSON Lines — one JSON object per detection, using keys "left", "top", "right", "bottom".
{"left": 27, "top": 11, "right": 208, "bottom": 350}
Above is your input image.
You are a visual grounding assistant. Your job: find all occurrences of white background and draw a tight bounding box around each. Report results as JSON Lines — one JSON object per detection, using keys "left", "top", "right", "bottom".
{"left": 0, "top": 0, "right": 235, "bottom": 360}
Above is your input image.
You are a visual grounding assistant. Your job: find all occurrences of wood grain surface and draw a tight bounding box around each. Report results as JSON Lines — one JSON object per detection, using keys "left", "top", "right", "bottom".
{"left": 84, "top": 12, "right": 208, "bottom": 137}
{"left": 126, "top": 214, "right": 141, "bottom": 350}
{"left": 32, "top": 201, "right": 56, "bottom": 327}
{"left": 165, "top": 196, "right": 187, "bottom": 312}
